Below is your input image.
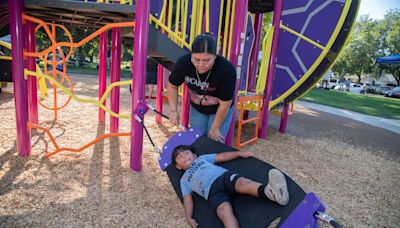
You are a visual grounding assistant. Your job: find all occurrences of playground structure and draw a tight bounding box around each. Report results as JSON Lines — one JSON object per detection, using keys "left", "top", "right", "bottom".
{"left": 1, "top": 0, "right": 361, "bottom": 227}
{"left": 2, "top": 0, "right": 359, "bottom": 169}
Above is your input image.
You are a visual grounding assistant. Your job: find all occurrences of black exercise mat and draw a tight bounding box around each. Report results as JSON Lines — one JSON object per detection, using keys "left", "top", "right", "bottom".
{"left": 166, "top": 136, "right": 306, "bottom": 228}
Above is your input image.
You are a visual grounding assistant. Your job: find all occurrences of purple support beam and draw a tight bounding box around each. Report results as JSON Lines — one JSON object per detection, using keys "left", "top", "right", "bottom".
{"left": 248, "top": 14, "right": 263, "bottom": 92}
{"left": 180, "top": 85, "right": 190, "bottom": 128}
{"left": 225, "top": 0, "right": 249, "bottom": 146}
{"left": 259, "top": 0, "right": 283, "bottom": 139}
{"left": 98, "top": 32, "right": 108, "bottom": 123}
{"left": 110, "top": 28, "right": 121, "bottom": 133}
{"left": 243, "top": 13, "right": 264, "bottom": 121}
{"left": 130, "top": 0, "right": 150, "bottom": 171}
{"left": 279, "top": 103, "right": 289, "bottom": 133}
{"left": 9, "top": 0, "right": 31, "bottom": 156}
{"left": 26, "top": 20, "right": 38, "bottom": 124}
{"left": 156, "top": 64, "right": 163, "bottom": 124}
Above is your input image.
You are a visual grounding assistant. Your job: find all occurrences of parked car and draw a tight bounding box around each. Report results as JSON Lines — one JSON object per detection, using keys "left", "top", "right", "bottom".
{"left": 327, "top": 78, "right": 340, "bottom": 89}
{"left": 375, "top": 85, "right": 393, "bottom": 95}
{"left": 348, "top": 83, "right": 363, "bottom": 94}
{"left": 384, "top": 86, "right": 400, "bottom": 98}
{"left": 333, "top": 83, "right": 348, "bottom": 91}
{"left": 361, "top": 83, "right": 373, "bottom": 93}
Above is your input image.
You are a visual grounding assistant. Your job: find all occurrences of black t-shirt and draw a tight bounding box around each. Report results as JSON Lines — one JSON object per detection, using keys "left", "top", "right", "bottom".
{"left": 169, "top": 53, "right": 236, "bottom": 114}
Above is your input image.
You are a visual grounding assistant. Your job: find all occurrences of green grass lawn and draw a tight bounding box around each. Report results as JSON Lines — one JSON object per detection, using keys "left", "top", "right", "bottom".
{"left": 66, "top": 65, "right": 132, "bottom": 78}
{"left": 301, "top": 88, "right": 400, "bottom": 120}
{"left": 40, "top": 63, "right": 132, "bottom": 78}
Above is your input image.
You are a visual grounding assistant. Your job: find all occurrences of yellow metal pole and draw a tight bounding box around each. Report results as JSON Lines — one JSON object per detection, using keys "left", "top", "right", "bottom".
{"left": 181, "top": 0, "right": 188, "bottom": 47}
{"left": 196, "top": 0, "right": 204, "bottom": 35}
{"left": 190, "top": 0, "right": 198, "bottom": 44}
{"left": 205, "top": 0, "right": 210, "bottom": 32}
{"left": 227, "top": 0, "right": 236, "bottom": 60}
{"left": 175, "top": 0, "right": 181, "bottom": 43}
{"left": 222, "top": 0, "right": 232, "bottom": 57}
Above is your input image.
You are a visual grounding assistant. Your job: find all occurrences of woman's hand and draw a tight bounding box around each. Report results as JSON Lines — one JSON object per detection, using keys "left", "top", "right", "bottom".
{"left": 170, "top": 111, "right": 180, "bottom": 125}
{"left": 186, "top": 218, "right": 198, "bottom": 228}
{"left": 208, "top": 128, "right": 224, "bottom": 143}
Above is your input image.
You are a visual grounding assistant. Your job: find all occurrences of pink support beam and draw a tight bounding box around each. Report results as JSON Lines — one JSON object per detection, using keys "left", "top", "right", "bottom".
{"left": 259, "top": 0, "right": 283, "bottom": 139}
{"left": 180, "top": 85, "right": 190, "bottom": 128}
{"left": 98, "top": 32, "right": 108, "bottom": 123}
{"left": 279, "top": 103, "right": 289, "bottom": 133}
{"left": 26, "top": 20, "right": 38, "bottom": 124}
{"left": 130, "top": 0, "right": 150, "bottom": 171}
{"left": 9, "top": 0, "right": 31, "bottom": 156}
{"left": 110, "top": 28, "right": 121, "bottom": 133}
{"left": 156, "top": 64, "right": 163, "bottom": 124}
{"left": 225, "top": 0, "right": 249, "bottom": 146}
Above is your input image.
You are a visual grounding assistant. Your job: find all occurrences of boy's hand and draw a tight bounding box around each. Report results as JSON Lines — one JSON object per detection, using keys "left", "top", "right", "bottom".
{"left": 240, "top": 151, "right": 252, "bottom": 158}
{"left": 186, "top": 217, "right": 198, "bottom": 228}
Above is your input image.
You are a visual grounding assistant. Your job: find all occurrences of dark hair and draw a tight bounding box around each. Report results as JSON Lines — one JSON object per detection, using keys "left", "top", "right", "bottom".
{"left": 171, "top": 145, "right": 194, "bottom": 165}
{"left": 191, "top": 33, "right": 217, "bottom": 55}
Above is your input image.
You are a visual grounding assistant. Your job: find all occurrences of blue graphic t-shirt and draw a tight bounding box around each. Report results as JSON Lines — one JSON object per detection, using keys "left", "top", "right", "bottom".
{"left": 180, "top": 154, "right": 227, "bottom": 199}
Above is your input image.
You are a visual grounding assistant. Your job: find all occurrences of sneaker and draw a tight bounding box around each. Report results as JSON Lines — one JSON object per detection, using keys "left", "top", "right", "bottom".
{"left": 264, "top": 169, "right": 289, "bottom": 206}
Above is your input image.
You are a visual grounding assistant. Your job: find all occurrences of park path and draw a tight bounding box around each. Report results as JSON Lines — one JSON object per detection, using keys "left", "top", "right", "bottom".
{"left": 267, "top": 101, "right": 400, "bottom": 161}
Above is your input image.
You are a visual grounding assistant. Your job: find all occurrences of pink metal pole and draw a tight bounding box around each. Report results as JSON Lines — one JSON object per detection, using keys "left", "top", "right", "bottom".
{"left": 180, "top": 85, "right": 190, "bottom": 128}
{"left": 130, "top": 0, "right": 150, "bottom": 171}
{"left": 110, "top": 28, "right": 121, "bottom": 133}
{"left": 26, "top": 20, "right": 38, "bottom": 124}
{"left": 248, "top": 14, "right": 263, "bottom": 92}
{"left": 225, "top": 0, "right": 249, "bottom": 146}
{"left": 279, "top": 103, "right": 289, "bottom": 133}
{"left": 259, "top": 0, "right": 283, "bottom": 139}
{"left": 156, "top": 64, "right": 163, "bottom": 124}
{"left": 98, "top": 32, "right": 108, "bottom": 123}
{"left": 9, "top": 0, "right": 31, "bottom": 156}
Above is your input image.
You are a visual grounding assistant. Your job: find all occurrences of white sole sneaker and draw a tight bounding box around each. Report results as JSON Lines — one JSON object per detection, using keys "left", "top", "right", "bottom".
{"left": 264, "top": 169, "right": 289, "bottom": 206}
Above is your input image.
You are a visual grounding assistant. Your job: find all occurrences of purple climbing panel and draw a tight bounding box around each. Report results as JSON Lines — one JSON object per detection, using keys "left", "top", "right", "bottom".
{"left": 159, "top": 128, "right": 203, "bottom": 170}
{"left": 208, "top": 0, "right": 222, "bottom": 41}
{"left": 270, "top": 0, "right": 348, "bottom": 102}
{"left": 185, "top": 0, "right": 193, "bottom": 43}
{"left": 239, "top": 14, "right": 254, "bottom": 91}
{"left": 150, "top": 0, "right": 163, "bottom": 19}
{"left": 280, "top": 192, "right": 326, "bottom": 228}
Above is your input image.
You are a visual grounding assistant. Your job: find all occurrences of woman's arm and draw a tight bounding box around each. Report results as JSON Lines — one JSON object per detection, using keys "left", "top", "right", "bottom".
{"left": 167, "top": 82, "right": 180, "bottom": 125}
{"left": 208, "top": 99, "right": 232, "bottom": 142}
{"left": 215, "top": 151, "right": 252, "bottom": 163}
{"left": 183, "top": 194, "right": 198, "bottom": 228}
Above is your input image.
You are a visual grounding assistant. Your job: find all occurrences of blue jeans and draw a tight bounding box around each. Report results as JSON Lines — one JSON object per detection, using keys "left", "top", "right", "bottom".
{"left": 189, "top": 105, "right": 234, "bottom": 138}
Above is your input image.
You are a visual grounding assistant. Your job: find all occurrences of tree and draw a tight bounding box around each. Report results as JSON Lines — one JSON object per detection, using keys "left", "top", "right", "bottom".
{"left": 345, "top": 16, "right": 381, "bottom": 82}
{"left": 377, "top": 9, "right": 400, "bottom": 85}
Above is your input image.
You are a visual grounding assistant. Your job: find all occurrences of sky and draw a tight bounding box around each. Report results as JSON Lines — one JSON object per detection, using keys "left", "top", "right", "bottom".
{"left": 358, "top": 0, "right": 400, "bottom": 20}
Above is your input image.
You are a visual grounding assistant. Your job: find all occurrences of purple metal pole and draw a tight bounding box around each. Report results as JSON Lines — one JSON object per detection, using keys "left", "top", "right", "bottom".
{"left": 243, "top": 14, "right": 263, "bottom": 121}
{"left": 279, "top": 103, "right": 289, "bottom": 133}
{"left": 130, "top": 0, "right": 150, "bottom": 171}
{"left": 248, "top": 14, "right": 263, "bottom": 92}
{"left": 98, "top": 32, "right": 108, "bottom": 123}
{"left": 9, "top": 0, "right": 31, "bottom": 156}
{"left": 156, "top": 64, "right": 163, "bottom": 124}
{"left": 225, "top": 0, "right": 249, "bottom": 146}
{"left": 180, "top": 85, "right": 190, "bottom": 128}
{"left": 259, "top": 0, "right": 283, "bottom": 139}
{"left": 26, "top": 20, "right": 38, "bottom": 124}
{"left": 110, "top": 28, "right": 121, "bottom": 133}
